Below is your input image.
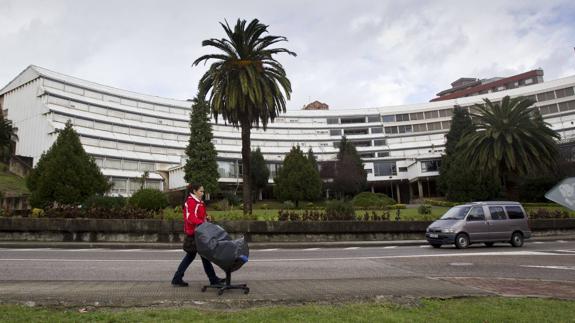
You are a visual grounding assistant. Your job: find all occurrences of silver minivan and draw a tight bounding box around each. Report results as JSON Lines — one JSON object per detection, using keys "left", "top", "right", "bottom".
{"left": 425, "top": 201, "right": 531, "bottom": 249}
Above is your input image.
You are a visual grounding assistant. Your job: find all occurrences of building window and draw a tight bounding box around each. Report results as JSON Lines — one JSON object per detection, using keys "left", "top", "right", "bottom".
{"left": 327, "top": 117, "right": 339, "bottom": 124}
{"left": 340, "top": 117, "right": 366, "bottom": 124}
{"left": 377, "top": 151, "right": 390, "bottom": 157}
{"left": 371, "top": 127, "right": 383, "bottom": 134}
{"left": 398, "top": 167, "right": 407, "bottom": 172}
{"left": 373, "top": 139, "right": 386, "bottom": 146}
{"left": 556, "top": 87, "right": 575, "bottom": 99}
{"left": 344, "top": 128, "right": 369, "bottom": 135}
{"left": 374, "top": 161, "right": 397, "bottom": 177}
{"left": 439, "top": 109, "right": 453, "bottom": 118}
{"left": 421, "top": 159, "right": 441, "bottom": 172}
{"left": 413, "top": 124, "right": 427, "bottom": 132}
{"left": 558, "top": 100, "right": 575, "bottom": 112}
{"left": 395, "top": 113, "right": 409, "bottom": 122}
{"left": 384, "top": 126, "right": 398, "bottom": 134}
{"left": 382, "top": 115, "right": 396, "bottom": 123}
{"left": 537, "top": 91, "right": 555, "bottom": 102}
{"left": 330, "top": 129, "right": 342, "bottom": 136}
{"left": 398, "top": 125, "right": 412, "bottom": 133}
{"left": 441, "top": 121, "right": 451, "bottom": 130}
{"left": 352, "top": 140, "right": 371, "bottom": 147}
{"left": 538, "top": 104, "right": 559, "bottom": 115}
{"left": 359, "top": 152, "right": 375, "bottom": 158}
{"left": 424, "top": 110, "right": 439, "bottom": 119}
{"left": 367, "top": 115, "right": 381, "bottom": 123}
{"left": 427, "top": 122, "right": 442, "bottom": 131}
{"left": 409, "top": 112, "right": 424, "bottom": 120}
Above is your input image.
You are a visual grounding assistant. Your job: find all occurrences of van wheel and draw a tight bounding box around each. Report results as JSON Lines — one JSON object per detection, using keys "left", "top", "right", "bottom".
{"left": 510, "top": 232, "right": 524, "bottom": 247}
{"left": 484, "top": 242, "right": 494, "bottom": 247}
{"left": 431, "top": 244, "right": 441, "bottom": 248}
{"left": 455, "top": 233, "right": 469, "bottom": 249}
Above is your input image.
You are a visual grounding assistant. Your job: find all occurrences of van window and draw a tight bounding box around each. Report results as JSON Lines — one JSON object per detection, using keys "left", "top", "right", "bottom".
{"left": 505, "top": 206, "right": 525, "bottom": 219}
{"left": 467, "top": 207, "right": 485, "bottom": 221}
{"left": 489, "top": 206, "right": 507, "bottom": 220}
{"left": 440, "top": 206, "right": 471, "bottom": 220}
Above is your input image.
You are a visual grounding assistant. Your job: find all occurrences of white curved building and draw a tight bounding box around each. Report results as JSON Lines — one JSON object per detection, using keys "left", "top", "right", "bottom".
{"left": 1, "top": 66, "right": 574, "bottom": 203}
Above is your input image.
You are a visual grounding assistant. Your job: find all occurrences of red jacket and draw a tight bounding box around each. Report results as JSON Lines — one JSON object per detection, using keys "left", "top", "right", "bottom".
{"left": 183, "top": 194, "right": 207, "bottom": 235}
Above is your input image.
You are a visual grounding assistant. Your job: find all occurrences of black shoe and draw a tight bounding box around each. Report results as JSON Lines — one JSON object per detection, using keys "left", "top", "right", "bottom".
{"left": 210, "top": 278, "right": 226, "bottom": 286}
{"left": 172, "top": 280, "right": 189, "bottom": 287}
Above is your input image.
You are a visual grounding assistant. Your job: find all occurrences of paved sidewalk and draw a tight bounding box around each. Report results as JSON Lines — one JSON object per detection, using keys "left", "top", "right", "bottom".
{"left": 0, "top": 277, "right": 490, "bottom": 308}
{"left": 1, "top": 277, "right": 574, "bottom": 308}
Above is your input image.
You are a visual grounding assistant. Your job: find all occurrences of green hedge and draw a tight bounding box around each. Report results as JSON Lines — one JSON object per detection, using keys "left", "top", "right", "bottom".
{"left": 352, "top": 192, "right": 396, "bottom": 209}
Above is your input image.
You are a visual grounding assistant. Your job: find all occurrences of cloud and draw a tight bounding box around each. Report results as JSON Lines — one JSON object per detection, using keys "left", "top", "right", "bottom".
{"left": 0, "top": 0, "right": 574, "bottom": 110}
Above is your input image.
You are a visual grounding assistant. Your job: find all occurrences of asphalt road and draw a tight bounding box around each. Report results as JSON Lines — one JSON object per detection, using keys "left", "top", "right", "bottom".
{"left": 1, "top": 240, "right": 574, "bottom": 283}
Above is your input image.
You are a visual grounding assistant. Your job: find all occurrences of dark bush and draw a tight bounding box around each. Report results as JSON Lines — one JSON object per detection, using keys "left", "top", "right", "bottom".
{"left": 528, "top": 208, "right": 570, "bottom": 219}
{"left": 129, "top": 189, "right": 169, "bottom": 211}
{"left": 43, "top": 206, "right": 155, "bottom": 219}
{"left": 83, "top": 195, "right": 127, "bottom": 209}
{"left": 352, "top": 192, "right": 395, "bottom": 209}
{"left": 418, "top": 204, "right": 432, "bottom": 215}
{"left": 222, "top": 191, "right": 241, "bottom": 206}
{"left": 325, "top": 200, "right": 356, "bottom": 220}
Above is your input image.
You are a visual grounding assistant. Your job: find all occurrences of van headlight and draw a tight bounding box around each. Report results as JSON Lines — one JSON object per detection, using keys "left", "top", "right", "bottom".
{"left": 441, "top": 228, "right": 455, "bottom": 233}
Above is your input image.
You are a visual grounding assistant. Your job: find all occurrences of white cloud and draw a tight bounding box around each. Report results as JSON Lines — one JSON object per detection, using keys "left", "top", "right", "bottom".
{"left": 0, "top": 0, "right": 574, "bottom": 110}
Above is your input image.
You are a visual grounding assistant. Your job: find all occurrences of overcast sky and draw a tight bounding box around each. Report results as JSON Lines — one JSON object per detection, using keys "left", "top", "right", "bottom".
{"left": 1, "top": 0, "right": 574, "bottom": 110}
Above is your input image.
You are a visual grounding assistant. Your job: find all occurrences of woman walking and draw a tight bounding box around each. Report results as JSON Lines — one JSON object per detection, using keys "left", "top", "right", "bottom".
{"left": 172, "top": 183, "right": 224, "bottom": 287}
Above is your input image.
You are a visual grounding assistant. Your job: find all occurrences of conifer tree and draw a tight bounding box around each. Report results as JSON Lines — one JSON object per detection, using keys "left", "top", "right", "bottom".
{"left": 184, "top": 94, "right": 219, "bottom": 196}
{"left": 250, "top": 148, "right": 269, "bottom": 201}
{"left": 333, "top": 136, "right": 367, "bottom": 198}
{"left": 274, "top": 146, "right": 321, "bottom": 207}
{"left": 27, "top": 121, "right": 110, "bottom": 207}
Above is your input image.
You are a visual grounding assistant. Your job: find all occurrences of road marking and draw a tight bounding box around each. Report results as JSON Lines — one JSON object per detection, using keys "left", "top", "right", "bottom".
{"left": 555, "top": 250, "right": 575, "bottom": 253}
{"left": 521, "top": 265, "right": 575, "bottom": 271}
{"left": 450, "top": 262, "right": 473, "bottom": 266}
{"left": 257, "top": 249, "right": 279, "bottom": 252}
{"left": 344, "top": 247, "right": 359, "bottom": 250}
{"left": 383, "top": 246, "right": 397, "bottom": 249}
{"left": 303, "top": 248, "right": 320, "bottom": 251}
{"left": 1, "top": 251, "right": 567, "bottom": 263}
{"left": 533, "top": 242, "right": 544, "bottom": 244}
{"left": 419, "top": 245, "right": 430, "bottom": 248}
{"left": 556, "top": 240, "right": 568, "bottom": 243}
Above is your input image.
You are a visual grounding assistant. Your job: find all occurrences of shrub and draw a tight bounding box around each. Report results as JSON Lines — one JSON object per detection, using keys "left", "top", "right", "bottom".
{"left": 83, "top": 195, "right": 127, "bottom": 209}
{"left": 212, "top": 199, "right": 230, "bottom": 211}
{"left": 352, "top": 192, "right": 395, "bottom": 209}
{"left": 325, "top": 200, "right": 355, "bottom": 220}
{"left": 282, "top": 200, "right": 295, "bottom": 209}
{"left": 418, "top": 204, "right": 432, "bottom": 215}
{"left": 528, "top": 208, "right": 570, "bottom": 219}
{"left": 129, "top": 189, "right": 169, "bottom": 211}
{"left": 31, "top": 208, "right": 44, "bottom": 218}
{"left": 43, "top": 206, "right": 155, "bottom": 219}
{"left": 388, "top": 204, "right": 407, "bottom": 209}
{"left": 161, "top": 206, "right": 182, "bottom": 220}
{"left": 424, "top": 199, "right": 458, "bottom": 207}
{"left": 222, "top": 192, "right": 241, "bottom": 206}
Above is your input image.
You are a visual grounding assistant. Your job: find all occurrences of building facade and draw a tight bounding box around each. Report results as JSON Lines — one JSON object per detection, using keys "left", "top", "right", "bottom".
{"left": 1, "top": 66, "right": 574, "bottom": 203}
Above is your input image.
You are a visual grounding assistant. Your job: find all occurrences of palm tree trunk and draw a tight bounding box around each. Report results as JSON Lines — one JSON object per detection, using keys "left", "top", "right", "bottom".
{"left": 241, "top": 121, "right": 252, "bottom": 215}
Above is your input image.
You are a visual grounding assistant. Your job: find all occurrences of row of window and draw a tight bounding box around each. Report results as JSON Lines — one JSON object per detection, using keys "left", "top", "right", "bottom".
{"left": 385, "top": 121, "right": 451, "bottom": 134}
{"left": 93, "top": 156, "right": 161, "bottom": 172}
{"left": 382, "top": 109, "right": 453, "bottom": 123}
{"left": 44, "top": 79, "right": 190, "bottom": 116}
{"left": 110, "top": 177, "right": 162, "bottom": 195}
{"left": 538, "top": 99, "right": 575, "bottom": 115}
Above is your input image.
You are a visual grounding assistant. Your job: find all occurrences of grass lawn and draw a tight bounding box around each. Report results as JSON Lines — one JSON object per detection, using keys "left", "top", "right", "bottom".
{"left": 0, "top": 168, "right": 29, "bottom": 195}
{"left": 1, "top": 297, "right": 574, "bottom": 322}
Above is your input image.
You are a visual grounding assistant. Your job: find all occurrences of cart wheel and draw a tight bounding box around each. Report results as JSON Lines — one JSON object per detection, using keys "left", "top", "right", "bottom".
{"left": 217, "top": 289, "right": 224, "bottom": 296}
{"left": 244, "top": 288, "right": 250, "bottom": 294}
{"left": 201, "top": 286, "right": 207, "bottom": 292}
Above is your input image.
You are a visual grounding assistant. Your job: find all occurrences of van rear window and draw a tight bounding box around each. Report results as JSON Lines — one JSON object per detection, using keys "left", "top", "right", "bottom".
{"left": 505, "top": 206, "right": 525, "bottom": 219}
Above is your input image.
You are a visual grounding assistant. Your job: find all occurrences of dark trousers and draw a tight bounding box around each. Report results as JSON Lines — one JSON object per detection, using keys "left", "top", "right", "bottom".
{"left": 172, "top": 235, "right": 219, "bottom": 284}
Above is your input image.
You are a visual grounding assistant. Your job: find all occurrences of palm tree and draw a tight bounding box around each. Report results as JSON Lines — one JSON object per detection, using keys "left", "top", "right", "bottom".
{"left": 193, "top": 19, "right": 296, "bottom": 215}
{"left": 458, "top": 95, "right": 559, "bottom": 194}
